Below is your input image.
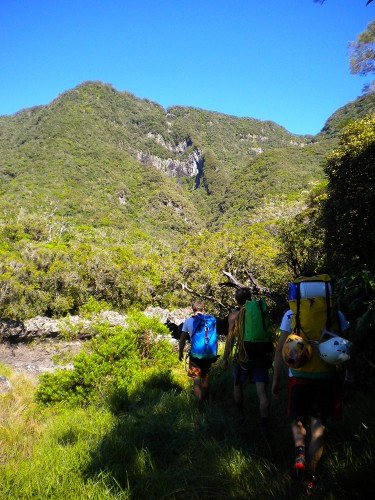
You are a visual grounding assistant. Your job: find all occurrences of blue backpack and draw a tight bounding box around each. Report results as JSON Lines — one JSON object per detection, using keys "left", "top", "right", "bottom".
{"left": 190, "top": 313, "right": 217, "bottom": 359}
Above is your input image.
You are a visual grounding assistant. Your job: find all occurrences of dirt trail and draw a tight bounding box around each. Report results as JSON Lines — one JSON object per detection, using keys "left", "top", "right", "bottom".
{"left": 0, "top": 340, "right": 83, "bottom": 379}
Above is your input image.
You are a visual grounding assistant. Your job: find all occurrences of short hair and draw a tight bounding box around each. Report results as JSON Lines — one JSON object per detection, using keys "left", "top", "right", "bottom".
{"left": 192, "top": 300, "right": 204, "bottom": 313}
{"left": 235, "top": 287, "right": 252, "bottom": 305}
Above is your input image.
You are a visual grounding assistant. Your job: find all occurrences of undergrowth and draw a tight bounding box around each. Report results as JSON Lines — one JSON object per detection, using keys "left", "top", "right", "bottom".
{"left": 1, "top": 312, "right": 375, "bottom": 499}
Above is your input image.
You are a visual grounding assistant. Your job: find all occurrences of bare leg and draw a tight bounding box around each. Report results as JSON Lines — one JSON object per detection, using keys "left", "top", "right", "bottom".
{"left": 308, "top": 417, "right": 325, "bottom": 475}
{"left": 234, "top": 381, "right": 243, "bottom": 404}
{"left": 193, "top": 377, "right": 202, "bottom": 400}
{"left": 233, "top": 380, "right": 244, "bottom": 414}
{"left": 290, "top": 419, "right": 307, "bottom": 476}
{"left": 255, "top": 382, "right": 269, "bottom": 418}
{"left": 193, "top": 374, "right": 209, "bottom": 401}
{"left": 201, "top": 373, "right": 209, "bottom": 400}
{"left": 292, "top": 419, "right": 307, "bottom": 448}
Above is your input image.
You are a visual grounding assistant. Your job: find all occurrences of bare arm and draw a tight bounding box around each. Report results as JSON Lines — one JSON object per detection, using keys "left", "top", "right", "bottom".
{"left": 223, "top": 310, "right": 238, "bottom": 364}
{"left": 179, "top": 331, "right": 188, "bottom": 361}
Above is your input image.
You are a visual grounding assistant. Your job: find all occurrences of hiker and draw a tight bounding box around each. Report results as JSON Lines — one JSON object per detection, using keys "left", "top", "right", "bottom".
{"left": 179, "top": 300, "right": 218, "bottom": 402}
{"left": 272, "top": 274, "right": 350, "bottom": 495}
{"left": 223, "top": 288, "right": 273, "bottom": 435}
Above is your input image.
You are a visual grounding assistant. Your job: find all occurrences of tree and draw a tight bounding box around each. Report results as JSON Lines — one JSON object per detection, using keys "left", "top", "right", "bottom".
{"left": 276, "top": 186, "right": 326, "bottom": 278}
{"left": 349, "top": 19, "right": 375, "bottom": 94}
{"left": 322, "top": 115, "right": 375, "bottom": 390}
{"left": 323, "top": 115, "right": 375, "bottom": 273}
{"left": 316, "top": 2, "right": 375, "bottom": 92}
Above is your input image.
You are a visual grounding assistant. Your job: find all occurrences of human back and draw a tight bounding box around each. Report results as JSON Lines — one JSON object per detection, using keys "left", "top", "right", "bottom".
{"left": 224, "top": 287, "right": 272, "bottom": 434}
{"left": 234, "top": 297, "right": 273, "bottom": 365}
{"left": 286, "top": 274, "right": 348, "bottom": 377}
{"left": 179, "top": 299, "right": 218, "bottom": 402}
{"left": 190, "top": 312, "right": 217, "bottom": 359}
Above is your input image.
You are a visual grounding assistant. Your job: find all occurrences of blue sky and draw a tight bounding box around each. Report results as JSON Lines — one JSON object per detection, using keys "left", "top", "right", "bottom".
{"left": 1, "top": 0, "right": 374, "bottom": 135}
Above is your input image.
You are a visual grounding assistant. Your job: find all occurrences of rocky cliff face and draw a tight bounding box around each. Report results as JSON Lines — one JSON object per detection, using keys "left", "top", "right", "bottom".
{"left": 0, "top": 307, "right": 190, "bottom": 344}
{"left": 136, "top": 147, "right": 203, "bottom": 178}
{"left": 0, "top": 307, "right": 190, "bottom": 379}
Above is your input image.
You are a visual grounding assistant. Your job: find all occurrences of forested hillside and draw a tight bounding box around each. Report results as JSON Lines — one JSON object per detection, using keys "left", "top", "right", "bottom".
{"left": 0, "top": 81, "right": 374, "bottom": 319}
{"left": 0, "top": 81, "right": 333, "bottom": 233}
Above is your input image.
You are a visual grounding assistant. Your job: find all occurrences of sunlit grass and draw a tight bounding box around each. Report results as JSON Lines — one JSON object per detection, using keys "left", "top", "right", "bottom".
{"left": 1, "top": 359, "right": 375, "bottom": 499}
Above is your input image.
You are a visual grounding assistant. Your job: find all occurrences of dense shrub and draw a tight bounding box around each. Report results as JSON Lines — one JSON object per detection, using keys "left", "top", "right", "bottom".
{"left": 36, "top": 313, "right": 176, "bottom": 406}
{"left": 335, "top": 271, "right": 375, "bottom": 390}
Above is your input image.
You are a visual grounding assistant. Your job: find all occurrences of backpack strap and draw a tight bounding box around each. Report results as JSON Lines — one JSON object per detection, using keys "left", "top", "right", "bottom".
{"left": 295, "top": 282, "right": 302, "bottom": 335}
{"left": 191, "top": 314, "right": 215, "bottom": 342}
{"left": 294, "top": 282, "right": 311, "bottom": 342}
{"left": 323, "top": 281, "right": 343, "bottom": 335}
{"left": 204, "top": 317, "right": 211, "bottom": 345}
{"left": 190, "top": 315, "right": 197, "bottom": 338}
{"left": 325, "top": 281, "right": 332, "bottom": 330}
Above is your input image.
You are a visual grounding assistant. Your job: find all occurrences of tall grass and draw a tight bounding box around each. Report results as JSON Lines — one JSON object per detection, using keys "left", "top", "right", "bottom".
{"left": 1, "top": 357, "right": 375, "bottom": 499}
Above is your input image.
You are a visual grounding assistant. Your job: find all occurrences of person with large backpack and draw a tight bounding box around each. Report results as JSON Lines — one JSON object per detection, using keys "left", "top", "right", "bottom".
{"left": 179, "top": 299, "right": 219, "bottom": 402}
{"left": 272, "top": 274, "right": 351, "bottom": 495}
{"left": 223, "top": 288, "right": 273, "bottom": 435}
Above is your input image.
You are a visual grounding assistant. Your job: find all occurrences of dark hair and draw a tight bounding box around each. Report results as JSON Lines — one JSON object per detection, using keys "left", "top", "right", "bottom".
{"left": 191, "top": 300, "right": 204, "bottom": 313}
{"left": 234, "top": 287, "right": 252, "bottom": 305}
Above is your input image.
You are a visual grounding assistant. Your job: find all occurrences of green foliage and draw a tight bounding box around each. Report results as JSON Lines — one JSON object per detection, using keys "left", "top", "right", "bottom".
{"left": 0, "top": 225, "right": 176, "bottom": 318}
{"left": 2, "top": 359, "right": 375, "bottom": 499}
{"left": 168, "top": 223, "right": 288, "bottom": 317}
{"left": 319, "top": 93, "right": 375, "bottom": 137}
{"left": 349, "top": 19, "right": 375, "bottom": 92}
{"left": 276, "top": 185, "right": 327, "bottom": 276}
{"left": 1, "top": 81, "right": 374, "bottom": 320}
{"left": 323, "top": 115, "right": 375, "bottom": 273}
{"left": 335, "top": 270, "right": 375, "bottom": 389}
{"left": 79, "top": 296, "right": 111, "bottom": 316}
{"left": 3, "top": 79, "right": 375, "bottom": 498}
{"left": 35, "top": 313, "right": 175, "bottom": 406}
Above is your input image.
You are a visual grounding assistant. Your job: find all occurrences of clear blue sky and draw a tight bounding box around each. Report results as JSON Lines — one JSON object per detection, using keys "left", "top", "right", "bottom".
{"left": 1, "top": 0, "right": 374, "bottom": 135}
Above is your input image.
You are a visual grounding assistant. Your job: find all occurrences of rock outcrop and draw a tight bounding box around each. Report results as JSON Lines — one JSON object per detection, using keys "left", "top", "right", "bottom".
{"left": 136, "top": 147, "right": 202, "bottom": 178}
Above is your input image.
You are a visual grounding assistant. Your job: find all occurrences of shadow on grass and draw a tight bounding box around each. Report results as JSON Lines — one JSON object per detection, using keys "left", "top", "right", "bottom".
{"left": 83, "top": 364, "right": 297, "bottom": 499}
{"left": 83, "top": 363, "right": 375, "bottom": 499}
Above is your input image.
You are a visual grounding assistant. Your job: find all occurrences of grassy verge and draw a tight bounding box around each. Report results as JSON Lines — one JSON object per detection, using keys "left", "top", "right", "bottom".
{"left": 1, "top": 355, "right": 374, "bottom": 499}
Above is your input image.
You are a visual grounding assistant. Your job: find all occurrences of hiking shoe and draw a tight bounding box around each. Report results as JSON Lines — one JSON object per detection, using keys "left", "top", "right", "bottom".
{"left": 290, "top": 454, "right": 306, "bottom": 480}
{"left": 293, "top": 454, "right": 306, "bottom": 470}
{"left": 305, "top": 474, "right": 316, "bottom": 496}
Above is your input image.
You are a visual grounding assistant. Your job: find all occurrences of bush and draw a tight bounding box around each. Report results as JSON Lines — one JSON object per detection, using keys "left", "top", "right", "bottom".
{"left": 36, "top": 313, "right": 176, "bottom": 407}
{"left": 335, "top": 270, "right": 375, "bottom": 390}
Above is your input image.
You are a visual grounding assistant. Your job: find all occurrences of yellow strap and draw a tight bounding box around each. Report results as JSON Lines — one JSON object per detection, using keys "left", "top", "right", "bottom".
{"left": 233, "top": 307, "right": 250, "bottom": 367}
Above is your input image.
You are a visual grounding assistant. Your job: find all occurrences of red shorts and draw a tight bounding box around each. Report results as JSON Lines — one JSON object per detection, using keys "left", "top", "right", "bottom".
{"left": 188, "top": 355, "right": 217, "bottom": 378}
{"left": 288, "top": 376, "right": 343, "bottom": 423}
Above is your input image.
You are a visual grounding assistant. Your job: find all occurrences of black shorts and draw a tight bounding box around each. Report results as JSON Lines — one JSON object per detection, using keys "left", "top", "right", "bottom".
{"left": 288, "top": 377, "right": 343, "bottom": 423}
{"left": 233, "top": 359, "right": 270, "bottom": 385}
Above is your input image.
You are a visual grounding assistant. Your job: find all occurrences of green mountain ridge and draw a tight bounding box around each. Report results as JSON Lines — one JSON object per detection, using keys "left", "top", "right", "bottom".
{"left": 3, "top": 80, "right": 371, "bottom": 240}
{"left": 1, "top": 80, "right": 374, "bottom": 318}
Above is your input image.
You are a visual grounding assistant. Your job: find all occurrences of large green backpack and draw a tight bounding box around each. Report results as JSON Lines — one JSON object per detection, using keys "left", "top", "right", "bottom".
{"left": 244, "top": 299, "right": 272, "bottom": 342}
{"left": 234, "top": 299, "right": 273, "bottom": 363}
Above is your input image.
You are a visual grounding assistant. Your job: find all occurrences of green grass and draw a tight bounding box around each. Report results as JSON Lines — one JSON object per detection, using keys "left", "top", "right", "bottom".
{"left": 1, "top": 358, "right": 374, "bottom": 500}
